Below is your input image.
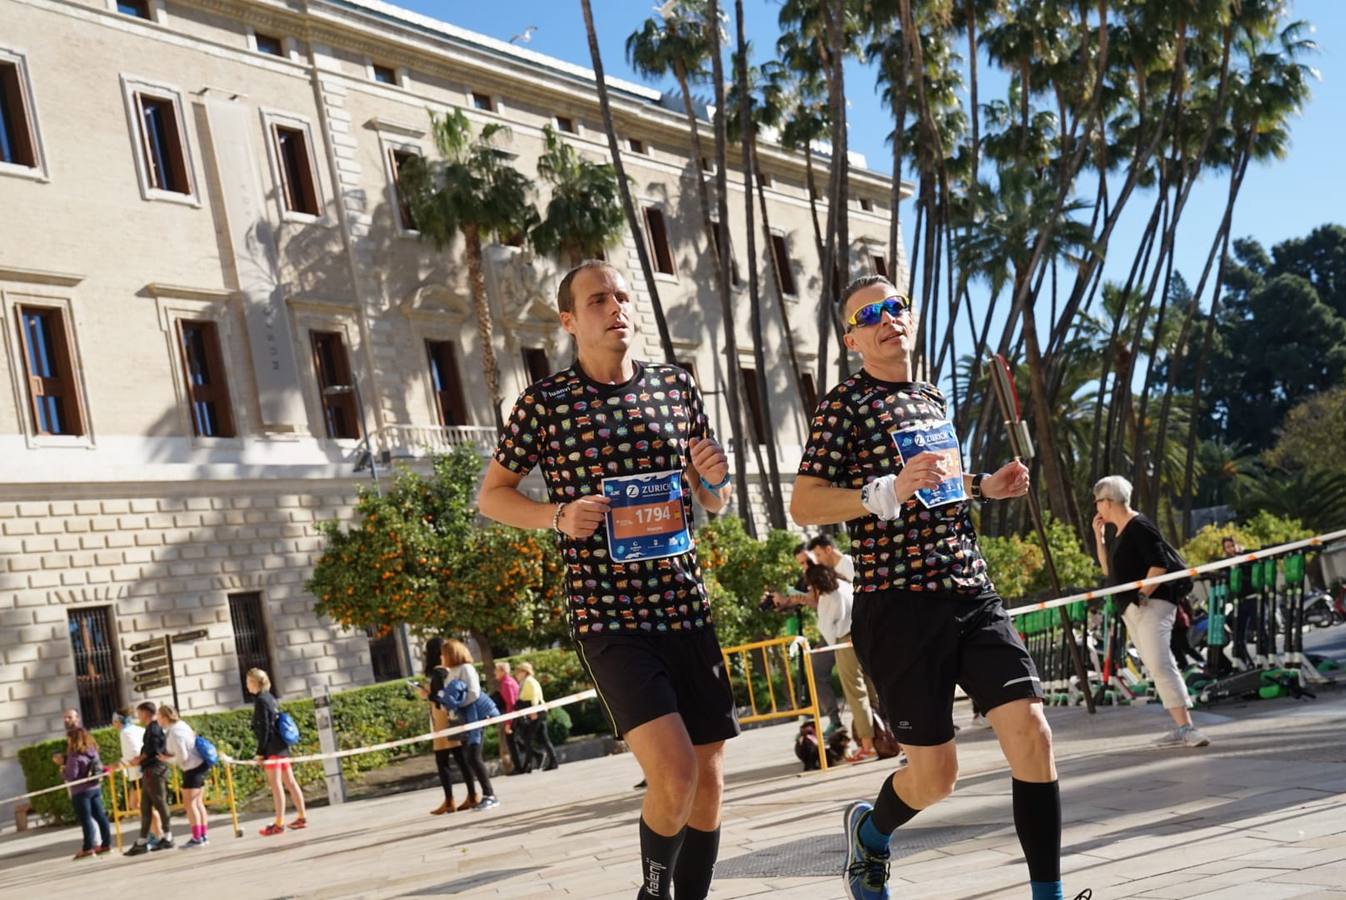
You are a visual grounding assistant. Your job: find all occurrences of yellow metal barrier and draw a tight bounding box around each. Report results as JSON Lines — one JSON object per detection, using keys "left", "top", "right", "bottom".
{"left": 109, "top": 763, "right": 242, "bottom": 848}
{"left": 720, "top": 635, "right": 828, "bottom": 771}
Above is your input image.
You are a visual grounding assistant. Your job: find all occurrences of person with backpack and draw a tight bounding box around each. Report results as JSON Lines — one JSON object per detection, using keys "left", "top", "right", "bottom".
{"left": 417, "top": 637, "right": 469, "bottom": 814}
{"left": 53, "top": 724, "right": 112, "bottom": 859}
{"left": 124, "top": 701, "right": 172, "bottom": 854}
{"left": 440, "top": 639, "right": 500, "bottom": 811}
{"left": 156, "top": 704, "right": 210, "bottom": 848}
{"left": 1093, "top": 475, "right": 1211, "bottom": 748}
{"left": 248, "top": 668, "right": 307, "bottom": 835}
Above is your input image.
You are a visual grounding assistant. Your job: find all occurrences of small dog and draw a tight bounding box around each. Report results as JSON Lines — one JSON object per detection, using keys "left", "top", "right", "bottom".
{"left": 795, "top": 720, "right": 852, "bottom": 770}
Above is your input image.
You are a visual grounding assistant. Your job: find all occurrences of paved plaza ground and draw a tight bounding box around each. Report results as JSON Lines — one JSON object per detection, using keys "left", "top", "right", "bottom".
{"left": 4, "top": 631, "right": 1346, "bottom": 899}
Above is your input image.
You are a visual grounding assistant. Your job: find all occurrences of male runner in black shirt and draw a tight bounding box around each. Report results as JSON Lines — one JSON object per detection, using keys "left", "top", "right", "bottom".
{"left": 478, "top": 260, "right": 737, "bottom": 900}
{"left": 792, "top": 275, "right": 1086, "bottom": 900}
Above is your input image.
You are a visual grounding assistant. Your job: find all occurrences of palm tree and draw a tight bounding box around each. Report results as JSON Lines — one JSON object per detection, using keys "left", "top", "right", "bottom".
{"left": 398, "top": 110, "right": 538, "bottom": 431}
{"left": 530, "top": 126, "right": 626, "bottom": 265}
{"left": 579, "top": 0, "right": 677, "bottom": 365}
{"left": 732, "top": 2, "right": 788, "bottom": 530}
{"left": 626, "top": 3, "right": 727, "bottom": 299}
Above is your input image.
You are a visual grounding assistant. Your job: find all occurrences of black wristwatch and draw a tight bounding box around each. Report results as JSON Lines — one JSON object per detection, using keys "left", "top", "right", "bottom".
{"left": 970, "top": 472, "right": 989, "bottom": 501}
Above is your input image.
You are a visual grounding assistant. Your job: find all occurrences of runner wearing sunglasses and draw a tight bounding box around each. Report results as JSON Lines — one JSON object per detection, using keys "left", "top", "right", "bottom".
{"left": 791, "top": 275, "right": 1087, "bottom": 900}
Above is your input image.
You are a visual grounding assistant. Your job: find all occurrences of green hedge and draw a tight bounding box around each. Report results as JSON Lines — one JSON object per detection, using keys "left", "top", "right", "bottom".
{"left": 21, "top": 650, "right": 603, "bottom": 824}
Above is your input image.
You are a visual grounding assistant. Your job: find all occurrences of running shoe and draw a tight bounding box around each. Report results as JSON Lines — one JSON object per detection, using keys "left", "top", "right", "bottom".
{"left": 287, "top": 817, "right": 308, "bottom": 830}
{"left": 1179, "top": 725, "right": 1210, "bottom": 747}
{"left": 473, "top": 795, "right": 500, "bottom": 811}
{"left": 124, "top": 841, "right": 149, "bottom": 857}
{"left": 259, "top": 823, "right": 285, "bottom": 837}
{"left": 179, "top": 837, "right": 206, "bottom": 850}
{"left": 843, "top": 801, "right": 890, "bottom": 900}
{"left": 150, "top": 837, "right": 173, "bottom": 852}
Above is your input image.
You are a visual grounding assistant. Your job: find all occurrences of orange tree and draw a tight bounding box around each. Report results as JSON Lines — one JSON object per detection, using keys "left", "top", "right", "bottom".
{"left": 307, "top": 448, "right": 568, "bottom": 683}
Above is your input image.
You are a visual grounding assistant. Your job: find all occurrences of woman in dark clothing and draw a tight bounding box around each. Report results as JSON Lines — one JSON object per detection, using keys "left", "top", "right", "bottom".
{"left": 418, "top": 638, "right": 468, "bottom": 814}
{"left": 54, "top": 725, "right": 112, "bottom": 859}
{"left": 248, "top": 668, "right": 307, "bottom": 835}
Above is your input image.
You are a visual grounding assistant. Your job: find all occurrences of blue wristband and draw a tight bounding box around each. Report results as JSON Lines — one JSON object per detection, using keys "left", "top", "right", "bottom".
{"left": 700, "top": 473, "right": 732, "bottom": 492}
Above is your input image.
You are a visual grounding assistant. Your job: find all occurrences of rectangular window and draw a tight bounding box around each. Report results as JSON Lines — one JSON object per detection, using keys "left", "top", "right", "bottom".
{"left": 709, "top": 220, "right": 741, "bottom": 287}
{"left": 254, "top": 33, "right": 285, "bottom": 57}
{"left": 872, "top": 254, "right": 889, "bottom": 278}
{"left": 228, "top": 592, "right": 276, "bottom": 702}
{"left": 273, "top": 124, "right": 320, "bottom": 216}
{"left": 117, "top": 0, "right": 151, "bottom": 19}
{"left": 310, "top": 330, "right": 360, "bottom": 440}
{"left": 371, "top": 64, "right": 398, "bottom": 85}
{"left": 801, "top": 372, "right": 818, "bottom": 415}
{"left": 177, "top": 320, "right": 235, "bottom": 438}
{"left": 367, "top": 627, "right": 404, "bottom": 682}
{"left": 522, "top": 347, "right": 551, "bottom": 385}
{"left": 739, "top": 367, "right": 767, "bottom": 445}
{"left": 389, "top": 148, "right": 418, "bottom": 231}
{"left": 0, "top": 61, "right": 37, "bottom": 169}
{"left": 472, "top": 92, "right": 495, "bottom": 112}
{"left": 16, "top": 306, "right": 83, "bottom": 436}
{"left": 425, "top": 340, "right": 469, "bottom": 427}
{"left": 700, "top": 156, "right": 715, "bottom": 173}
{"left": 554, "top": 115, "right": 576, "bottom": 134}
{"left": 135, "top": 93, "right": 190, "bottom": 194}
{"left": 770, "top": 233, "right": 797, "bottom": 296}
{"left": 859, "top": 197, "right": 874, "bottom": 212}
{"left": 67, "top": 607, "right": 120, "bottom": 729}
{"left": 644, "top": 207, "right": 675, "bottom": 276}
{"left": 628, "top": 138, "right": 645, "bottom": 154}
{"left": 757, "top": 171, "right": 772, "bottom": 188}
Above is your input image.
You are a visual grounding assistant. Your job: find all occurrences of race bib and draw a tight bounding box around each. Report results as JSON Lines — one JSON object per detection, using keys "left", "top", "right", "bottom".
{"left": 602, "top": 470, "right": 692, "bottom": 562}
{"left": 891, "top": 420, "right": 967, "bottom": 509}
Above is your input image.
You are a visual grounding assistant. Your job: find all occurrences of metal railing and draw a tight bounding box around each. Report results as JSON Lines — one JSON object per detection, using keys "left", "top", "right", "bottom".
{"left": 719, "top": 634, "right": 828, "bottom": 770}
{"left": 373, "top": 424, "right": 499, "bottom": 459}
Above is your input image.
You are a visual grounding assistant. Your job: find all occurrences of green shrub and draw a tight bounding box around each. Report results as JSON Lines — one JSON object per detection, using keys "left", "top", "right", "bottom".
{"left": 1179, "top": 511, "right": 1312, "bottom": 565}
{"left": 545, "top": 704, "right": 573, "bottom": 745}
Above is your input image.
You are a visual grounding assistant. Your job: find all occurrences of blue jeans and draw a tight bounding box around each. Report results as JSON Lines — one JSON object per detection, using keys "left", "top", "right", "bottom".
{"left": 72, "top": 791, "right": 111, "bottom": 851}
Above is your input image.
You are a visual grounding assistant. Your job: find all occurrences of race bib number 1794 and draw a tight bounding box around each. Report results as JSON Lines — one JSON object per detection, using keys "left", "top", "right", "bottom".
{"left": 602, "top": 470, "right": 692, "bottom": 562}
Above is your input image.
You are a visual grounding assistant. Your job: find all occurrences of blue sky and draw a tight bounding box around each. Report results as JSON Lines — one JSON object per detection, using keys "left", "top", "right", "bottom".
{"left": 412, "top": 0, "right": 1343, "bottom": 316}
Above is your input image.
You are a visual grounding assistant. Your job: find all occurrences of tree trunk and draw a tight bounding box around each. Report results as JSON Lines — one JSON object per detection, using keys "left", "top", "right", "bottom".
{"left": 1021, "top": 291, "right": 1077, "bottom": 530}
{"left": 463, "top": 223, "right": 504, "bottom": 431}
{"left": 823, "top": 0, "right": 851, "bottom": 384}
{"left": 707, "top": 0, "right": 756, "bottom": 535}
{"left": 735, "top": 0, "right": 788, "bottom": 531}
{"left": 755, "top": 142, "right": 810, "bottom": 413}
{"left": 674, "top": 63, "right": 730, "bottom": 309}
{"left": 580, "top": 0, "right": 676, "bottom": 365}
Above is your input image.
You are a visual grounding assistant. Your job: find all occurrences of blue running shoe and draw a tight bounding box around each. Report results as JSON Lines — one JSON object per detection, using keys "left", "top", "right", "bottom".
{"left": 843, "top": 800, "right": 890, "bottom": 900}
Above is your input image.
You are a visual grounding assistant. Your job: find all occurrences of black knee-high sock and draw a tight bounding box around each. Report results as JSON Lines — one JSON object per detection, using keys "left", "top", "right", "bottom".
{"left": 672, "top": 825, "right": 720, "bottom": 900}
{"left": 637, "top": 818, "right": 685, "bottom": 899}
{"left": 1012, "top": 778, "right": 1061, "bottom": 884}
{"left": 859, "top": 775, "right": 921, "bottom": 853}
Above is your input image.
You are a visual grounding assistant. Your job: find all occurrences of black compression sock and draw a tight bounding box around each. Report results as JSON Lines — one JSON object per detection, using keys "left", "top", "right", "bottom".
{"left": 1012, "top": 778, "right": 1062, "bottom": 883}
{"left": 672, "top": 825, "right": 720, "bottom": 900}
{"left": 636, "top": 818, "right": 685, "bottom": 899}
{"left": 871, "top": 774, "right": 921, "bottom": 834}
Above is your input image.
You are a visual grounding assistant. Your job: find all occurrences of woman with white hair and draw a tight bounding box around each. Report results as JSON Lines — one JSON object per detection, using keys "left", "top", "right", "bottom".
{"left": 1092, "top": 475, "right": 1210, "bottom": 748}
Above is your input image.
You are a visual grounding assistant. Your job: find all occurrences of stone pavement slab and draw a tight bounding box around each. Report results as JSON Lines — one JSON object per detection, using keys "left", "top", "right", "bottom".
{"left": 2, "top": 677, "right": 1345, "bottom": 898}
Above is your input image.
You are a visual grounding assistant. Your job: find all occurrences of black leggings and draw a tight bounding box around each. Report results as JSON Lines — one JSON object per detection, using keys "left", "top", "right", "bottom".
{"left": 433, "top": 748, "right": 456, "bottom": 801}
{"left": 454, "top": 743, "right": 493, "bottom": 798}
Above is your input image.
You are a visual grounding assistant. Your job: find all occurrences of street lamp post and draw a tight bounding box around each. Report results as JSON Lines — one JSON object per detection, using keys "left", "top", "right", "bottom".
{"left": 322, "top": 383, "right": 417, "bottom": 678}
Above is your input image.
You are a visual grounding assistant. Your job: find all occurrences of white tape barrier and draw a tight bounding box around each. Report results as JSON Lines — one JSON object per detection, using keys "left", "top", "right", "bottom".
{"left": 805, "top": 527, "right": 1346, "bottom": 655}
{"left": 228, "top": 688, "right": 597, "bottom": 768}
{"left": 0, "top": 688, "right": 597, "bottom": 805}
{"left": 1003, "top": 527, "right": 1346, "bottom": 618}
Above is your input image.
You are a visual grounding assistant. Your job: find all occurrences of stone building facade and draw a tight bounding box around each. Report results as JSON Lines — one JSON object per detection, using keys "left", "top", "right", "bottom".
{"left": 0, "top": 0, "right": 908, "bottom": 800}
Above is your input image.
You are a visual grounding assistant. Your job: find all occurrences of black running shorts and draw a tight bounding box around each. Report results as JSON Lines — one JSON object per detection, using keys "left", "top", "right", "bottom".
{"left": 850, "top": 589, "right": 1043, "bottom": 746}
{"left": 181, "top": 762, "right": 210, "bottom": 790}
{"left": 576, "top": 627, "right": 740, "bottom": 746}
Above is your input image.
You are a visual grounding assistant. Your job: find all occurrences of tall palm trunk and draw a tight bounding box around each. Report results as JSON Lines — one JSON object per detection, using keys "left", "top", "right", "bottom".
{"left": 463, "top": 222, "right": 504, "bottom": 430}
{"left": 886, "top": 31, "right": 910, "bottom": 293}
{"left": 755, "top": 142, "right": 810, "bottom": 414}
{"left": 823, "top": 0, "right": 851, "bottom": 383}
{"left": 707, "top": 0, "right": 755, "bottom": 534}
{"left": 673, "top": 62, "right": 732, "bottom": 311}
{"left": 580, "top": 0, "right": 676, "bottom": 365}
{"left": 735, "top": 0, "right": 787, "bottom": 530}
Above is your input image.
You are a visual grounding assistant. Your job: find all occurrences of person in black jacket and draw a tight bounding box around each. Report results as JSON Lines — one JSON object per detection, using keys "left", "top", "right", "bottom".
{"left": 124, "top": 702, "right": 172, "bottom": 855}
{"left": 248, "top": 668, "right": 307, "bottom": 835}
{"left": 1093, "top": 476, "right": 1211, "bottom": 749}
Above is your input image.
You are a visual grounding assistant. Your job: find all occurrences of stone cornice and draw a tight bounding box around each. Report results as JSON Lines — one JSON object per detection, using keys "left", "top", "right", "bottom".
{"left": 0, "top": 265, "right": 84, "bottom": 287}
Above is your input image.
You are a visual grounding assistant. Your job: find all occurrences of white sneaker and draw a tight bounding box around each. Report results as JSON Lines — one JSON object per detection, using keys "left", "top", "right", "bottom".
{"left": 1153, "top": 728, "right": 1185, "bottom": 748}
{"left": 1180, "top": 725, "right": 1211, "bottom": 748}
